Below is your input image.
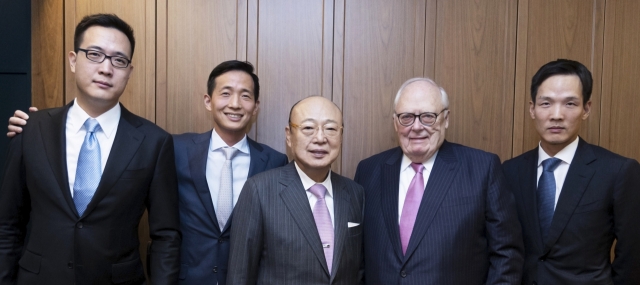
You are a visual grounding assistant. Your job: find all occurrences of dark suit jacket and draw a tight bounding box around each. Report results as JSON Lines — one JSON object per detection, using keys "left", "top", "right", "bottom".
{"left": 503, "top": 138, "right": 640, "bottom": 285}
{"left": 355, "top": 141, "right": 524, "bottom": 284}
{"left": 0, "top": 102, "right": 180, "bottom": 285}
{"left": 227, "top": 162, "right": 364, "bottom": 285}
{"left": 172, "top": 131, "right": 287, "bottom": 285}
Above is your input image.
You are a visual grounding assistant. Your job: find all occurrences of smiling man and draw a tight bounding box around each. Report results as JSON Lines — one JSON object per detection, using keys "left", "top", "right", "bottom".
{"left": 172, "top": 61, "right": 287, "bottom": 285}
{"left": 0, "top": 14, "right": 180, "bottom": 284}
{"left": 354, "top": 78, "right": 524, "bottom": 284}
{"left": 227, "top": 96, "right": 364, "bottom": 285}
{"left": 503, "top": 59, "right": 640, "bottom": 284}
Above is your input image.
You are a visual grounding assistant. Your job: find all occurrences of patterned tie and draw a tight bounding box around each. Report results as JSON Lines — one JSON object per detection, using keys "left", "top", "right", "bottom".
{"left": 537, "top": 157, "right": 562, "bottom": 240}
{"left": 309, "top": 183, "right": 334, "bottom": 274}
{"left": 399, "top": 163, "right": 425, "bottom": 255}
{"left": 217, "top": 147, "right": 238, "bottom": 230}
{"left": 73, "top": 118, "right": 102, "bottom": 216}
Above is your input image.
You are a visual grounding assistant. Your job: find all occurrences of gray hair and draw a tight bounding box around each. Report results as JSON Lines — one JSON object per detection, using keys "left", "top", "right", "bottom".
{"left": 393, "top": 77, "right": 449, "bottom": 110}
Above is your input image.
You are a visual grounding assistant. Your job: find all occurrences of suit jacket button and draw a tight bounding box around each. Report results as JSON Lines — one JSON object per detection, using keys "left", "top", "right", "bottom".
{"left": 400, "top": 271, "right": 407, "bottom": 278}
{"left": 67, "top": 262, "right": 73, "bottom": 269}
{"left": 532, "top": 282, "right": 537, "bottom": 285}
{"left": 212, "top": 266, "right": 218, "bottom": 273}
{"left": 218, "top": 239, "right": 224, "bottom": 243}
{"left": 76, "top": 223, "right": 83, "bottom": 229}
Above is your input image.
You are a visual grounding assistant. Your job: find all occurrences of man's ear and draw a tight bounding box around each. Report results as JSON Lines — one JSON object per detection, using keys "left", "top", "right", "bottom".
{"left": 285, "top": 125, "right": 292, "bottom": 148}
{"left": 582, "top": 100, "right": 592, "bottom": 120}
{"left": 529, "top": 101, "right": 535, "bottom": 119}
{"left": 69, "top": 51, "right": 77, "bottom": 73}
{"left": 204, "top": 94, "right": 212, "bottom": 111}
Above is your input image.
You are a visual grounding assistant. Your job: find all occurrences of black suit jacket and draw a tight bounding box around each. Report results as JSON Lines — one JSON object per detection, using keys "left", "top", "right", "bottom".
{"left": 172, "top": 131, "right": 287, "bottom": 285}
{"left": 227, "top": 162, "right": 364, "bottom": 285}
{"left": 355, "top": 141, "right": 524, "bottom": 284}
{"left": 0, "top": 102, "right": 181, "bottom": 285}
{"left": 503, "top": 138, "right": 640, "bottom": 285}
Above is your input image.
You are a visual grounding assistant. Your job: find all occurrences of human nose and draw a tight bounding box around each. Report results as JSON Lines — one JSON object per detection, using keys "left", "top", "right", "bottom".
{"left": 97, "top": 58, "right": 113, "bottom": 76}
{"left": 550, "top": 105, "right": 563, "bottom": 120}
{"left": 312, "top": 126, "right": 327, "bottom": 142}
{"left": 228, "top": 94, "right": 240, "bottom": 108}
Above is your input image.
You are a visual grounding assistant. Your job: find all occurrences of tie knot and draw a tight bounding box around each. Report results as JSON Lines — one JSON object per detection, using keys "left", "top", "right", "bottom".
{"left": 542, "top": 157, "right": 562, "bottom": 172}
{"left": 411, "top": 163, "right": 424, "bottom": 174}
{"left": 83, "top": 118, "right": 101, "bottom": 133}
{"left": 221, "top": 147, "right": 238, "bottom": 160}
{"left": 308, "top": 184, "right": 327, "bottom": 199}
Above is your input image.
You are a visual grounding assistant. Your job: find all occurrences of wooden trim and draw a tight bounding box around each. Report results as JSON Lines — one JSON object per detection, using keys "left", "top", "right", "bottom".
{"left": 512, "top": 0, "right": 529, "bottom": 157}
{"left": 155, "top": 0, "right": 168, "bottom": 129}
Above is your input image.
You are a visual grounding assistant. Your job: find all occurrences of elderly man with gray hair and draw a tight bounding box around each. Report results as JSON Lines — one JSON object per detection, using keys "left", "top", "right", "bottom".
{"left": 355, "top": 77, "right": 524, "bottom": 284}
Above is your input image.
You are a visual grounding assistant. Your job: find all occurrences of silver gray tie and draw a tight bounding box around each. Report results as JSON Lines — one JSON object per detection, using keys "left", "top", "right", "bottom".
{"left": 217, "top": 147, "right": 238, "bottom": 230}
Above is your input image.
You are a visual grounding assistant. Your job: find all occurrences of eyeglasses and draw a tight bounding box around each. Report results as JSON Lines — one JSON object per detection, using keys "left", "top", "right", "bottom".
{"left": 395, "top": 109, "right": 448, "bottom": 127}
{"left": 289, "top": 123, "right": 343, "bottom": 137}
{"left": 77, "top": 48, "right": 131, "bottom": 68}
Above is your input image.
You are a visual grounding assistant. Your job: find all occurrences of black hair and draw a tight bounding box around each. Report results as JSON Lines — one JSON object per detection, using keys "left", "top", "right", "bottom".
{"left": 530, "top": 59, "right": 592, "bottom": 104}
{"left": 207, "top": 60, "right": 260, "bottom": 102}
{"left": 74, "top": 13, "right": 135, "bottom": 59}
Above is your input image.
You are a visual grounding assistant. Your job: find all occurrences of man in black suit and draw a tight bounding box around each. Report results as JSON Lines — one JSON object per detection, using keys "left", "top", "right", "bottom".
{"left": 227, "top": 96, "right": 364, "bottom": 285}
{"left": 355, "top": 78, "right": 524, "bottom": 284}
{"left": 0, "top": 14, "right": 180, "bottom": 284}
{"left": 503, "top": 59, "right": 640, "bottom": 284}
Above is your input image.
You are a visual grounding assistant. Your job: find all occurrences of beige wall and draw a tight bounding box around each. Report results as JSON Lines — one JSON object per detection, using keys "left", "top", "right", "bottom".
{"left": 32, "top": 0, "right": 640, "bottom": 273}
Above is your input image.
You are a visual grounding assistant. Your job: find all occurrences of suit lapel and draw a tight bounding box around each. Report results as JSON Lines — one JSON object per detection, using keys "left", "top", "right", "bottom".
{"left": 247, "top": 138, "right": 267, "bottom": 177}
{"left": 278, "top": 163, "right": 330, "bottom": 275}
{"left": 543, "top": 139, "right": 596, "bottom": 253}
{"left": 520, "top": 150, "right": 546, "bottom": 250}
{"left": 329, "top": 173, "right": 350, "bottom": 281}
{"left": 81, "top": 105, "right": 144, "bottom": 218}
{"left": 187, "top": 131, "right": 222, "bottom": 232}
{"left": 403, "top": 141, "right": 458, "bottom": 261}
{"left": 41, "top": 102, "right": 76, "bottom": 216}
{"left": 381, "top": 148, "right": 404, "bottom": 261}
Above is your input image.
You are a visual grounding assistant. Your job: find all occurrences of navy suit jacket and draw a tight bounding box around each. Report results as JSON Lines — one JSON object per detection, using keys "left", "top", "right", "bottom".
{"left": 355, "top": 141, "right": 524, "bottom": 284}
{"left": 503, "top": 138, "right": 640, "bottom": 285}
{"left": 172, "top": 131, "right": 287, "bottom": 285}
{"left": 0, "top": 102, "right": 180, "bottom": 285}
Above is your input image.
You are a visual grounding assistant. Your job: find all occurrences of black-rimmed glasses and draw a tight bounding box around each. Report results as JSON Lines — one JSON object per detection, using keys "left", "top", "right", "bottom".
{"left": 395, "top": 109, "right": 448, "bottom": 127}
{"left": 77, "top": 48, "right": 131, "bottom": 68}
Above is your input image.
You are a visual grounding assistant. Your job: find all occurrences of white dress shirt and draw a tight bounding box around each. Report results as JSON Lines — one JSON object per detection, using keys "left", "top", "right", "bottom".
{"left": 66, "top": 99, "right": 120, "bottom": 196}
{"left": 206, "top": 128, "right": 251, "bottom": 212}
{"left": 397, "top": 151, "right": 438, "bottom": 223}
{"left": 537, "top": 136, "right": 579, "bottom": 209}
{"left": 295, "top": 162, "right": 335, "bottom": 227}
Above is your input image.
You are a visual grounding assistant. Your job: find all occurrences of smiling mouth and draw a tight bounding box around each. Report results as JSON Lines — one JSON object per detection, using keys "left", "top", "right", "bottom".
{"left": 309, "top": 150, "right": 329, "bottom": 157}
{"left": 225, "top": 113, "right": 243, "bottom": 120}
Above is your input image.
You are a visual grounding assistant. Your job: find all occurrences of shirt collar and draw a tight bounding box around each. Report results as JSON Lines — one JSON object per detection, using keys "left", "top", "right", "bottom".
{"left": 537, "top": 136, "right": 579, "bottom": 166}
{"left": 209, "top": 128, "right": 249, "bottom": 154}
{"left": 294, "top": 161, "right": 333, "bottom": 198}
{"left": 68, "top": 98, "right": 121, "bottom": 138}
{"left": 400, "top": 150, "right": 438, "bottom": 173}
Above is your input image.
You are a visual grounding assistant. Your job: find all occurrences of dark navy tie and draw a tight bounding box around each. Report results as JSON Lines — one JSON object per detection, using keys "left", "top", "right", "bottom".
{"left": 73, "top": 118, "right": 102, "bottom": 216}
{"left": 537, "top": 157, "right": 562, "bottom": 240}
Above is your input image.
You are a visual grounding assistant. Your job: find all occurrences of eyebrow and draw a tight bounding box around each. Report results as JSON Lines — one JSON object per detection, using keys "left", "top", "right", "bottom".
{"left": 219, "top": 86, "right": 253, "bottom": 94}
{"left": 85, "top": 45, "right": 130, "bottom": 58}
{"left": 537, "top": 95, "right": 581, "bottom": 101}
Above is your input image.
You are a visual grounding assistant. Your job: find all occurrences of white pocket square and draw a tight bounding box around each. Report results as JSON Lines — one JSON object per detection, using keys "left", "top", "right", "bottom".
{"left": 347, "top": 222, "right": 360, "bottom": 228}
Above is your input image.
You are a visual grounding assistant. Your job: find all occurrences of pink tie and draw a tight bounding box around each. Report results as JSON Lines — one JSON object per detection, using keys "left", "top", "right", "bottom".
{"left": 399, "top": 163, "right": 425, "bottom": 255}
{"left": 309, "top": 184, "right": 334, "bottom": 274}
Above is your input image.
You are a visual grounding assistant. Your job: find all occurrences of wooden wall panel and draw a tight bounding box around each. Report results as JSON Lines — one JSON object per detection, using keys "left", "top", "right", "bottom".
{"left": 434, "top": 0, "right": 517, "bottom": 161}
{"left": 31, "top": 0, "right": 64, "bottom": 109}
{"left": 64, "top": 0, "right": 156, "bottom": 121}
{"left": 513, "top": 0, "right": 604, "bottom": 156}
{"left": 601, "top": 0, "right": 640, "bottom": 162}
{"left": 161, "top": 0, "right": 238, "bottom": 134}
{"left": 253, "top": 0, "right": 328, "bottom": 156}
{"left": 340, "top": 0, "right": 428, "bottom": 178}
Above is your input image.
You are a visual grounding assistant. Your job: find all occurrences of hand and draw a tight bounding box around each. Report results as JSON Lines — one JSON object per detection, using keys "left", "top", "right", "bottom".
{"left": 7, "top": 107, "right": 38, "bottom": 138}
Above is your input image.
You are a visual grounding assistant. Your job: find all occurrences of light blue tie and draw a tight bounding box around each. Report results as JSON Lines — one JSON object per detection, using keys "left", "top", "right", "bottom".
{"left": 537, "top": 157, "right": 562, "bottom": 240}
{"left": 73, "top": 118, "right": 102, "bottom": 216}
